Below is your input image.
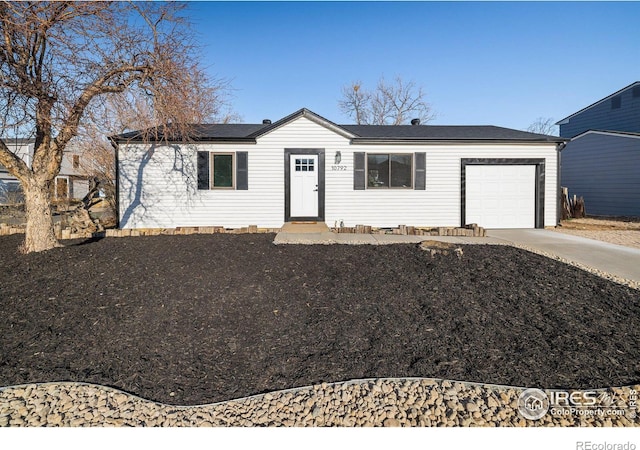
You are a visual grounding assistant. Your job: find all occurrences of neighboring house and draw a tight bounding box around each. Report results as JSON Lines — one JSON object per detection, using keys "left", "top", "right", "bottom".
{"left": 113, "top": 108, "right": 565, "bottom": 231}
{"left": 0, "top": 138, "right": 33, "bottom": 204}
{"left": 557, "top": 81, "right": 640, "bottom": 216}
{"left": 55, "top": 144, "right": 91, "bottom": 202}
{"left": 0, "top": 138, "right": 90, "bottom": 204}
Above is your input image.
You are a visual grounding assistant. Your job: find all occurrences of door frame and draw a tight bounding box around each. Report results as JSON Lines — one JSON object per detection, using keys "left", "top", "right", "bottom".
{"left": 460, "top": 158, "right": 545, "bottom": 229}
{"left": 284, "top": 148, "right": 325, "bottom": 222}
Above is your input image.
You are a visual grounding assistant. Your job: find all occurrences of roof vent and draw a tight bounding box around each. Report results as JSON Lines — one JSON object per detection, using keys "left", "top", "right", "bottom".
{"left": 262, "top": 119, "right": 272, "bottom": 125}
{"left": 411, "top": 118, "right": 420, "bottom": 126}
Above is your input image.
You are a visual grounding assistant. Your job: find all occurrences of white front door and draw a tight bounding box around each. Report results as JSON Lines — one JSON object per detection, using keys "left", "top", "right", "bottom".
{"left": 290, "top": 154, "right": 319, "bottom": 218}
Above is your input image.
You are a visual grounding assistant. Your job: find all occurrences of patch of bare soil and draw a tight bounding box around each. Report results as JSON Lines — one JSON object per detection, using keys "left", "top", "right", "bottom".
{"left": 559, "top": 217, "right": 640, "bottom": 231}
{"left": 0, "top": 234, "right": 639, "bottom": 405}
{"left": 555, "top": 217, "right": 640, "bottom": 249}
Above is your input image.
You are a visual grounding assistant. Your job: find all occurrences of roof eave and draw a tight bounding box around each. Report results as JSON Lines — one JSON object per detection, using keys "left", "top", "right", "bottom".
{"left": 555, "top": 81, "right": 640, "bottom": 125}
{"left": 1, "top": 138, "right": 36, "bottom": 144}
{"left": 350, "top": 138, "right": 567, "bottom": 145}
{"left": 570, "top": 129, "right": 640, "bottom": 141}
{"left": 112, "top": 137, "right": 258, "bottom": 145}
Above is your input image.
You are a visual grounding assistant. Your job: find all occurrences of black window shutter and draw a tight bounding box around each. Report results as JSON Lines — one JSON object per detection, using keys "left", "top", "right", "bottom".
{"left": 414, "top": 152, "right": 426, "bottom": 190}
{"left": 197, "top": 151, "right": 210, "bottom": 190}
{"left": 236, "top": 151, "right": 248, "bottom": 190}
{"left": 354, "top": 152, "right": 365, "bottom": 190}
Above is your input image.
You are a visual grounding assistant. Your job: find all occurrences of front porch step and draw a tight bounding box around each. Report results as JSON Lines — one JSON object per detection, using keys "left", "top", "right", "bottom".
{"left": 279, "top": 222, "right": 330, "bottom": 234}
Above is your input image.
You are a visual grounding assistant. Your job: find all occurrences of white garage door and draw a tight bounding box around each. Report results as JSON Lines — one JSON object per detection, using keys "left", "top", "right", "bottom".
{"left": 466, "top": 165, "right": 536, "bottom": 229}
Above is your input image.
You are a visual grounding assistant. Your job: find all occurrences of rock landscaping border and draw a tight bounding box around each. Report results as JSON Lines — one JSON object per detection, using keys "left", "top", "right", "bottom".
{"left": 331, "top": 223, "right": 487, "bottom": 237}
{"left": 0, "top": 223, "right": 486, "bottom": 239}
{"left": 0, "top": 224, "right": 283, "bottom": 238}
{"left": 1, "top": 379, "right": 637, "bottom": 427}
{"left": 0, "top": 223, "right": 24, "bottom": 236}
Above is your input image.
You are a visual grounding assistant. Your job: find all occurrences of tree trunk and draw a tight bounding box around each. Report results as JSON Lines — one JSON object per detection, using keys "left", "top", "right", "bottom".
{"left": 22, "top": 178, "right": 61, "bottom": 253}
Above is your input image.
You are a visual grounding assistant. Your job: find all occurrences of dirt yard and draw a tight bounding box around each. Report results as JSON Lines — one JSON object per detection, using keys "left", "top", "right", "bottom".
{"left": 554, "top": 217, "right": 640, "bottom": 249}
{"left": 0, "top": 233, "right": 639, "bottom": 405}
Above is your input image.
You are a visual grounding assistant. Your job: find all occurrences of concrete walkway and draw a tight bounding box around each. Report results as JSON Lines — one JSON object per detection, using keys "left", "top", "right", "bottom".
{"left": 487, "top": 229, "right": 640, "bottom": 284}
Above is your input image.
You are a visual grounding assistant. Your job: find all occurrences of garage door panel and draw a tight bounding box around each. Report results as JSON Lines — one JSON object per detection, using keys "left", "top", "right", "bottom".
{"left": 466, "top": 165, "right": 535, "bottom": 229}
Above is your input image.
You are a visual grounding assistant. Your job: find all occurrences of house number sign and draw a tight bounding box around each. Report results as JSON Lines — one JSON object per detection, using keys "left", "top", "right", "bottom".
{"left": 331, "top": 151, "right": 346, "bottom": 171}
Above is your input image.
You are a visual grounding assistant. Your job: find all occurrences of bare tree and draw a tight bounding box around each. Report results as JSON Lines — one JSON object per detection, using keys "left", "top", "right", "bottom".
{"left": 339, "top": 76, "right": 435, "bottom": 125}
{"left": 339, "top": 81, "right": 371, "bottom": 126}
{"left": 0, "top": 2, "right": 227, "bottom": 252}
{"left": 527, "top": 117, "right": 557, "bottom": 136}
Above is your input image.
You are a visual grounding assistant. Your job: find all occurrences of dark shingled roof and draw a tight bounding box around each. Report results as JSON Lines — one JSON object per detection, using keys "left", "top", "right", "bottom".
{"left": 114, "top": 123, "right": 266, "bottom": 142}
{"left": 342, "top": 125, "right": 562, "bottom": 141}
{"left": 112, "top": 108, "right": 565, "bottom": 143}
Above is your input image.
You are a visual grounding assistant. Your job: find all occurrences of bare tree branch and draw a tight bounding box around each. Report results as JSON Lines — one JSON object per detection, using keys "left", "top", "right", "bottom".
{"left": 339, "top": 76, "right": 435, "bottom": 125}
{"left": 338, "top": 81, "right": 370, "bottom": 125}
{"left": 0, "top": 137, "right": 29, "bottom": 182}
{"left": 527, "top": 117, "right": 557, "bottom": 136}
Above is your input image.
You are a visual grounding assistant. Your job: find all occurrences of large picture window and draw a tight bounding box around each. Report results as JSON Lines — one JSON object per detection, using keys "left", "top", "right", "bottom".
{"left": 367, "top": 153, "right": 413, "bottom": 188}
{"left": 211, "top": 153, "right": 234, "bottom": 188}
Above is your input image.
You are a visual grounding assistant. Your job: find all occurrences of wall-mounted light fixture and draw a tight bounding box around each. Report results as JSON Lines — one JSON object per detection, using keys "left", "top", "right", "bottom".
{"left": 334, "top": 151, "right": 341, "bottom": 165}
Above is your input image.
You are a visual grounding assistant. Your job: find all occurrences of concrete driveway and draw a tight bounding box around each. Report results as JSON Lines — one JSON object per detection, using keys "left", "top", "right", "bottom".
{"left": 487, "top": 229, "right": 640, "bottom": 284}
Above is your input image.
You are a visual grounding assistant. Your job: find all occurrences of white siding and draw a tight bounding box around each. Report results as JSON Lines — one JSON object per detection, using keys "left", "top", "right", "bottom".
{"left": 59, "top": 150, "right": 86, "bottom": 178}
{"left": 118, "top": 117, "right": 351, "bottom": 229}
{"left": 72, "top": 179, "right": 89, "bottom": 200}
{"left": 118, "top": 117, "right": 558, "bottom": 229}
{"left": 328, "top": 143, "right": 557, "bottom": 228}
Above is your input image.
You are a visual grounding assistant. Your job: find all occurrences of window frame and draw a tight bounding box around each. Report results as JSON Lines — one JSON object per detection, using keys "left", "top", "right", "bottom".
{"left": 72, "top": 154, "right": 80, "bottom": 169}
{"left": 209, "top": 152, "right": 236, "bottom": 189}
{"left": 365, "top": 152, "right": 414, "bottom": 189}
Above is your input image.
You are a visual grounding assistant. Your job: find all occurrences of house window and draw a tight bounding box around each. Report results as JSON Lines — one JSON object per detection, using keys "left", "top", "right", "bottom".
{"left": 211, "top": 153, "right": 234, "bottom": 188}
{"left": 54, "top": 176, "right": 69, "bottom": 200}
{"left": 295, "top": 158, "right": 315, "bottom": 172}
{"left": 72, "top": 154, "right": 80, "bottom": 169}
{"left": 197, "top": 151, "right": 248, "bottom": 191}
{"left": 367, "top": 153, "right": 413, "bottom": 188}
{"left": 611, "top": 95, "right": 622, "bottom": 109}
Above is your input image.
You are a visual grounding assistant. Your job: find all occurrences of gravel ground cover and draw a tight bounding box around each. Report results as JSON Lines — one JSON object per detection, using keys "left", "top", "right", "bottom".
{"left": 554, "top": 217, "right": 640, "bottom": 249}
{"left": 1, "top": 380, "right": 638, "bottom": 427}
{"left": 1, "top": 233, "right": 639, "bottom": 408}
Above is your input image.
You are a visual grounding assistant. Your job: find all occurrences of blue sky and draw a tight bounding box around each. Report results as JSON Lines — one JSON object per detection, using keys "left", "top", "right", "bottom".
{"left": 187, "top": 1, "right": 640, "bottom": 131}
